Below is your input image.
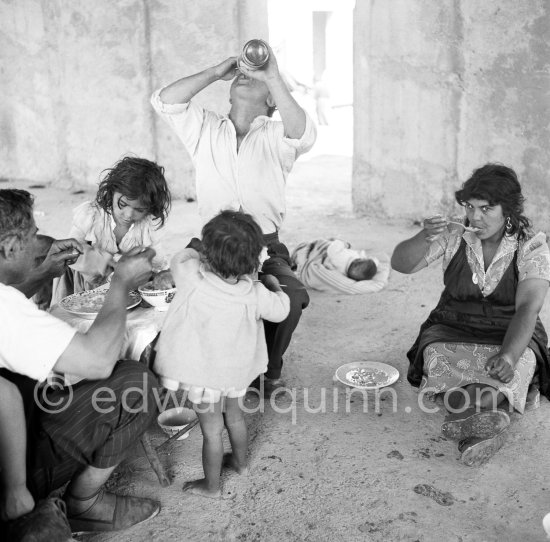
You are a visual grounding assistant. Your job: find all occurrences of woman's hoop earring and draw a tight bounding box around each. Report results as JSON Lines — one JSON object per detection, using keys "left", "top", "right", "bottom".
{"left": 505, "top": 216, "right": 513, "bottom": 233}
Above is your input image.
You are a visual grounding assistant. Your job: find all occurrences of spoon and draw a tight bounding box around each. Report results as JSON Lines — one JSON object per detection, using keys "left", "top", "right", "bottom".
{"left": 447, "top": 220, "right": 481, "bottom": 233}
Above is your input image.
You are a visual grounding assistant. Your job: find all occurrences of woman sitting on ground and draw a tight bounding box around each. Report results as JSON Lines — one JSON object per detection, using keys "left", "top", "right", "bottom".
{"left": 391, "top": 163, "right": 550, "bottom": 466}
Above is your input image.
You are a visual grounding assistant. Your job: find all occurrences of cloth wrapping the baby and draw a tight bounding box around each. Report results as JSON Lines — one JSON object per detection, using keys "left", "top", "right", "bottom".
{"left": 291, "top": 239, "right": 390, "bottom": 294}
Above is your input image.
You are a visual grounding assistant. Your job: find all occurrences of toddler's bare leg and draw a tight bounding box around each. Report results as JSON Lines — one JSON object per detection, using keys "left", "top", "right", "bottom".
{"left": 222, "top": 397, "right": 248, "bottom": 474}
{"left": 182, "top": 401, "right": 223, "bottom": 498}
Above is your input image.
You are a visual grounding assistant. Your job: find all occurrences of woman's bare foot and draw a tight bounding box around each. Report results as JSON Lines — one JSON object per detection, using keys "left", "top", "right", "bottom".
{"left": 182, "top": 479, "right": 221, "bottom": 499}
{"left": 223, "top": 453, "right": 248, "bottom": 475}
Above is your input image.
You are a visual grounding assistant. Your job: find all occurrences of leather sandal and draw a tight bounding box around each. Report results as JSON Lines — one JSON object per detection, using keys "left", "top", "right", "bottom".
{"left": 441, "top": 407, "right": 510, "bottom": 441}
{"left": 3, "top": 497, "right": 72, "bottom": 540}
{"left": 64, "top": 488, "right": 160, "bottom": 534}
{"left": 458, "top": 427, "right": 508, "bottom": 467}
{"left": 263, "top": 377, "right": 286, "bottom": 396}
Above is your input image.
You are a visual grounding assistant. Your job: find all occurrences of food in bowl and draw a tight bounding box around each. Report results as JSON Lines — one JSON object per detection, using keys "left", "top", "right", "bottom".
{"left": 62, "top": 291, "right": 106, "bottom": 313}
{"left": 138, "top": 280, "right": 176, "bottom": 311}
{"left": 346, "top": 368, "right": 388, "bottom": 387}
{"left": 60, "top": 288, "right": 141, "bottom": 316}
{"left": 152, "top": 270, "right": 175, "bottom": 290}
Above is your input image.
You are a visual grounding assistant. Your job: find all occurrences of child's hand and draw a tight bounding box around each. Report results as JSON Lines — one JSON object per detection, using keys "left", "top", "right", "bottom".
{"left": 260, "top": 274, "right": 282, "bottom": 292}
{"left": 113, "top": 246, "right": 155, "bottom": 290}
{"left": 187, "top": 237, "right": 204, "bottom": 253}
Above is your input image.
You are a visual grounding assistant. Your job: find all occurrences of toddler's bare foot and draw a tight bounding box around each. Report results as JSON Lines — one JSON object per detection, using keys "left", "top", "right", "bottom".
{"left": 223, "top": 453, "right": 248, "bottom": 475}
{"left": 182, "top": 479, "right": 221, "bottom": 499}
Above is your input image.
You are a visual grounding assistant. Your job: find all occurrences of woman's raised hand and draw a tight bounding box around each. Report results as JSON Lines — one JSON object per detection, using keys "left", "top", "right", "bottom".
{"left": 422, "top": 214, "right": 448, "bottom": 243}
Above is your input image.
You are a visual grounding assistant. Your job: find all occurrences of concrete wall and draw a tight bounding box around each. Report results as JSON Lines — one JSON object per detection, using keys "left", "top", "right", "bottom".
{"left": 0, "top": 0, "right": 267, "bottom": 198}
{"left": 151, "top": 0, "right": 268, "bottom": 198}
{"left": 353, "top": 0, "right": 550, "bottom": 231}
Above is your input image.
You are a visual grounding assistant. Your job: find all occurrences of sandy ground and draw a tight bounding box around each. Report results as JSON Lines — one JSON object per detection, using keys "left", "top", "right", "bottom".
{"left": 18, "top": 132, "right": 550, "bottom": 541}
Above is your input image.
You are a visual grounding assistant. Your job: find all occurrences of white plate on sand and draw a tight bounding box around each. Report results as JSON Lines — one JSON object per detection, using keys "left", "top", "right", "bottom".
{"left": 335, "top": 361, "right": 399, "bottom": 390}
{"left": 60, "top": 287, "right": 141, "bottom": 319}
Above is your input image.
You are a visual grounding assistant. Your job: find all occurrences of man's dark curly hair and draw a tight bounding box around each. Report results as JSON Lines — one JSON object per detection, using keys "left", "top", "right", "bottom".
{"left": 0, "top": 189, "right": 35, "bottom": 244}
{"left": 201, "top": 210, "right": 265, "bottom": 278}
{"left": 95, "top": 156, "right": 171, "bottom": 227}
{"left": 455, "top": 163, "right": 531, "bottom": 240}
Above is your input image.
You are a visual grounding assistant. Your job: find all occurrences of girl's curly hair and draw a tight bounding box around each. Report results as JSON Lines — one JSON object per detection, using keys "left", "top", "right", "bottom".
{"left": 95, "top": 156, "right": 171, "bottom": 227}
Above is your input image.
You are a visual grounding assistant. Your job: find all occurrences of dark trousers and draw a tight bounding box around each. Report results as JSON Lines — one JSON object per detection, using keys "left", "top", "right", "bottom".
{"left": 6, "top": 361, "right": 159, "bottom": 499}
{"left": 185, "top": 235, "right": 309, "bottom": 380}
{"left": 260, "top": 237, "right": 310, "bottom": 379}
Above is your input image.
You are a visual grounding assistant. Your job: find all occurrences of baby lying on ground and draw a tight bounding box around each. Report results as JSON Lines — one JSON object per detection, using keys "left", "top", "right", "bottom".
{"left": 291, "top": 239, "right": 390, "bottom": 294}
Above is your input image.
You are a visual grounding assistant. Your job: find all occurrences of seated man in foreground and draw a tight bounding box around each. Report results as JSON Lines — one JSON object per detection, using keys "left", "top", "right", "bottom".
{"left": 0, "top": 189, "right": 160, "bottom": 535}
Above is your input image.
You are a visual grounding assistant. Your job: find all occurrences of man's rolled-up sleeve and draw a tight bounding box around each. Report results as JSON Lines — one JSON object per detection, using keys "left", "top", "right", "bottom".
{"left": 150, "top": 88, "right": 206, "bottom": 156}
{"left": 281, "top": 111, "right": 317, "bottom": 157}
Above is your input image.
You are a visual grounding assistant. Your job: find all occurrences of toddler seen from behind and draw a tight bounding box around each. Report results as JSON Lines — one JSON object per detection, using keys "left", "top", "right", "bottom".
{"left": 154, "top": 210, "right": 290, "bottom": 498}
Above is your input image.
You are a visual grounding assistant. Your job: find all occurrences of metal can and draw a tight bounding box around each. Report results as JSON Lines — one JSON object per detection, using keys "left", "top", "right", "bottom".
{"left": 238, "top": 39, "right": 269, "bottom": 71}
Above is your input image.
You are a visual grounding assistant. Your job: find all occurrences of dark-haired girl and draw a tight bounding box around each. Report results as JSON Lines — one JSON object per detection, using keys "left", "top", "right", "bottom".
{"left": 391, "top": 163, "right": 550, "bottom": 466}
{"left": 52, "top": 156, "right": 171, "bottom": 302}
{"left": 154, "top": 210, "right": 290, "bottom": 498}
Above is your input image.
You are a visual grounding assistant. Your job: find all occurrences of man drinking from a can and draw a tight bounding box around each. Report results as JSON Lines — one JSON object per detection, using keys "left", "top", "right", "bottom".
{"left": 151, "top": 40, "right": 317, "bottom": 396}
